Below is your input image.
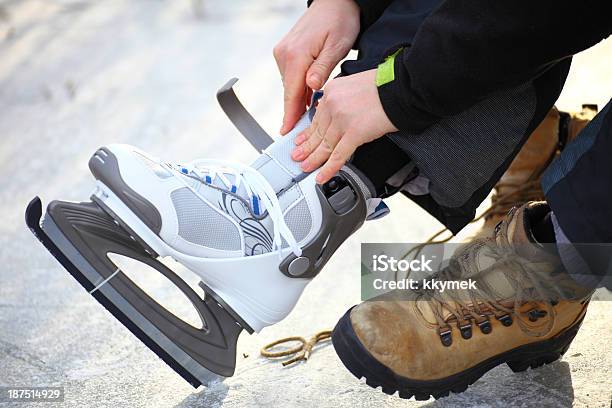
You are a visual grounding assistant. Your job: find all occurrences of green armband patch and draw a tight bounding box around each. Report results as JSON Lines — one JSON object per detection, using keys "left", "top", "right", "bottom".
{"left": 375, "top": 48, "right": 402, "bottom": 87}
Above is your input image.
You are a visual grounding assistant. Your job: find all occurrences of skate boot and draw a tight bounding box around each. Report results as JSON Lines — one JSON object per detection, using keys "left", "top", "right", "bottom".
{"left": 86, "top": 120, "right": 375, "bottom": 332}
{"left": 332, "top": 202, "right": 592, "bottom": 400}
{"left": 26, "top": 81, "right": 383, "bottom": 387}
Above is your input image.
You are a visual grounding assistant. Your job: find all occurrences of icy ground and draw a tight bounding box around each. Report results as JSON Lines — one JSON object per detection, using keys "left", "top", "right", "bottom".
{"left": 0, "top": 1, "right": 610, "bottom": 407}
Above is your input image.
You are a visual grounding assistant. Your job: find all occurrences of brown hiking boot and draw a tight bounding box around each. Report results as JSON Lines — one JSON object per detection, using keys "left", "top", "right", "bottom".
{"left": 479, "top": 105, "right": 597, "bottom": 234}
{"left": 332, "top": 202, "right": 592, "bottom": 400}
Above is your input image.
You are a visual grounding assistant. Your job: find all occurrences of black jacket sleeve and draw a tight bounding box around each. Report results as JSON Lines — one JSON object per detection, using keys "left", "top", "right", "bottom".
{"left": 307, "top": 0, "right": 393, "bottom": 33}
{"left": 377, "top": 0, "right": 612, "bottom": 133}
{"left": 352, "top": 0, "right": 394, "bottom": 31}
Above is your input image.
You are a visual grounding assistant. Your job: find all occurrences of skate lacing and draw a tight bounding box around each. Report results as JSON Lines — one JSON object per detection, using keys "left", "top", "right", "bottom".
{"left": 419, "top": 226, "right": 568, "bottom": 340}
{"left": 182, "top": 159, "right": 302, "bottom": 257}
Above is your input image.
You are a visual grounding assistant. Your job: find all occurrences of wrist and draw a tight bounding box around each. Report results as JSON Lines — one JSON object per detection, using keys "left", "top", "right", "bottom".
{"left": 364, "top": 69, "right": 397, "bottom": 134}
{"left": 375, "top": 49, "right": 405, "bottom": 131}
{"left": 376, "top": 50, "right": 440, "bottom": 133}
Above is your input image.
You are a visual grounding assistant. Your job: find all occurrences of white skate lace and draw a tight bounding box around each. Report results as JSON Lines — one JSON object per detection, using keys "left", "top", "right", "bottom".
{"left": 180, "top": 159, "right": 302, "bottom": 257}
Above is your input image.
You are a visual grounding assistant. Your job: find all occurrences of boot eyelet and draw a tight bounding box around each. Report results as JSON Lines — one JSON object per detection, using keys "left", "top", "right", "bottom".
{"left": 438, "top": 328, "right": 453, "bottom": 347}
{"left": 478, "top": 319, "right": 492, "bottom": 334}
{"left": 459, "top": 323, "right": 472, "bottom": 339}
{"left": 528, "top": 309, "right": 547, "bottom": 322}
{"left": 496, "top": 314, "right": 513, "bottom": 327}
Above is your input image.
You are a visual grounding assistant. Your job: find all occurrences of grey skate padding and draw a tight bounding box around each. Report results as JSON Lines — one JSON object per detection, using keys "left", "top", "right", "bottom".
{"left": 284, "top": 199, "right": 312, "bottom": 243}
{"left": 171, "top": 187, "right": 241, "bottom": 251}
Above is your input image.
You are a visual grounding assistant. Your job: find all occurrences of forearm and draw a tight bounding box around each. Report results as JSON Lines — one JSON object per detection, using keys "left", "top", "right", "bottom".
{"left": 378, "top": 0, "right": 612, "bottom": 132}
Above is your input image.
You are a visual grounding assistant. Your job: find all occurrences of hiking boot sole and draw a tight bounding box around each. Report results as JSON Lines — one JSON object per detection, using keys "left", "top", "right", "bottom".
{"left": 331, "top": 306, "right": 585, "bottom": 401}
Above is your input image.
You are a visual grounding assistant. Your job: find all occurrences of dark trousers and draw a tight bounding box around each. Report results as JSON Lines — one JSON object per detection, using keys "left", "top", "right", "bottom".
{"left": 543, "top": 100, "right": 612, "bottom": 288}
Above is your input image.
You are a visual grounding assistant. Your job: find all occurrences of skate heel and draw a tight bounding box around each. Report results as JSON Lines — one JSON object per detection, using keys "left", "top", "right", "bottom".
{"left": 506, "top": 315, "right": 584, "bottom": 373}
{"left": 89, "top": 147, "right": 163, "bottom": 236}
{"left": 198, "top": 282, "right": 254, "bottom": 334}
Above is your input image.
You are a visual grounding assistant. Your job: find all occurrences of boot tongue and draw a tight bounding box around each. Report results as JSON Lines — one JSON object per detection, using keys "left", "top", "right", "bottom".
{"left": 504, "top": 204, "right": 537, "bottom": 256}
{"left": 502, "top": 203, "right": 560, "bottom": 262}
{"left": 250, "top": 111, "right": 313, "bottom": 193}
{"left": 445, "top": 205, "right": 545, "bottom": 310}
{"left": 469, "top": 203, "right": 559, "bottom": 300}
{"left": 464, "top": 205, "right": 537, "bottom": 301}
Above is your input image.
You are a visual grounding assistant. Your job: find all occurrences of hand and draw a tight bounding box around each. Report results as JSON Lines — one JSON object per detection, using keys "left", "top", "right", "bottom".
{"left": 291, "top": 69, "right": 398, "bottom": 184}
{"left": 273, "top": 0, "right": 360, "bottom": 135}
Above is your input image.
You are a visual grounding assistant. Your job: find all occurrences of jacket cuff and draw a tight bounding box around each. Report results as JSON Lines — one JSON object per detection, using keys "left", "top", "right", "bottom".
{"left": 376, "top": 49, "right": 441, "bottom": 133}
{"left": 352, "top": 0, "right": 392, "bottom": 29}
{"left": 307, "top": 0, "right": 389, "bottom": 30}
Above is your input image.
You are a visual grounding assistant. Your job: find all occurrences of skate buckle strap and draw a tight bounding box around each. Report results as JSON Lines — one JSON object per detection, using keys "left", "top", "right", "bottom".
{"left": 309, "top": 90, "right": 324, "bottom": 120}
{"left": 217, "top": 78, "right": 324, "bottom": 153}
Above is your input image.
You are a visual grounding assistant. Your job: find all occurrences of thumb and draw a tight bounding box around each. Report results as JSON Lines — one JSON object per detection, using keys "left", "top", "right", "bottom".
{"left": 306, "top": 45, "right": 341, "bottom": 90}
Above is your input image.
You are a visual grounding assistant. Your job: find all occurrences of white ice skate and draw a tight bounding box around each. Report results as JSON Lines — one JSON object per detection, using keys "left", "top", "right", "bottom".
{"left": 26, "top": 79, "right": 387, "bottom": 387}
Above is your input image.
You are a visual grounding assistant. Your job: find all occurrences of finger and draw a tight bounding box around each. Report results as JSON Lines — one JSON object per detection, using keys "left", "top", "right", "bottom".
{"left": 293, "top": 106, "right": 332, "bottom": 161}
{"left": 291, "top": 122, "right": 320, "bottom": 161}
{"left": 300, "top": 124, "right": 341, "bottom": 172}
{"left": 293, "top": 114, "right": 317, "bottom": 146}
{"left": 294, "top": 130, "right": 308, "bottom": 147}
{"left": 273, "top": 48, "right": 285, "bottom": 79}
{"left": 306, "top": 41, "right": 342, "bottom": 90}
{"left": 316, "top": 137, "right": 356, "bottom": 184}
{"left": 281, "top": 57, "right": 311, "bottom": 135}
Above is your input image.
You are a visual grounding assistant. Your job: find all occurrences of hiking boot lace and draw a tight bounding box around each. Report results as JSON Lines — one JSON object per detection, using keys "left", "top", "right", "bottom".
{"left": 416, "top": 220, "right": 570, "bottom": 342}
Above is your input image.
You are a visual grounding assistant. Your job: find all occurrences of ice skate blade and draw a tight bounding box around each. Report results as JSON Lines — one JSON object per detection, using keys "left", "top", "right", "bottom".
{"left": 25, "top": 197, "right": 246, "bottom": 388}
